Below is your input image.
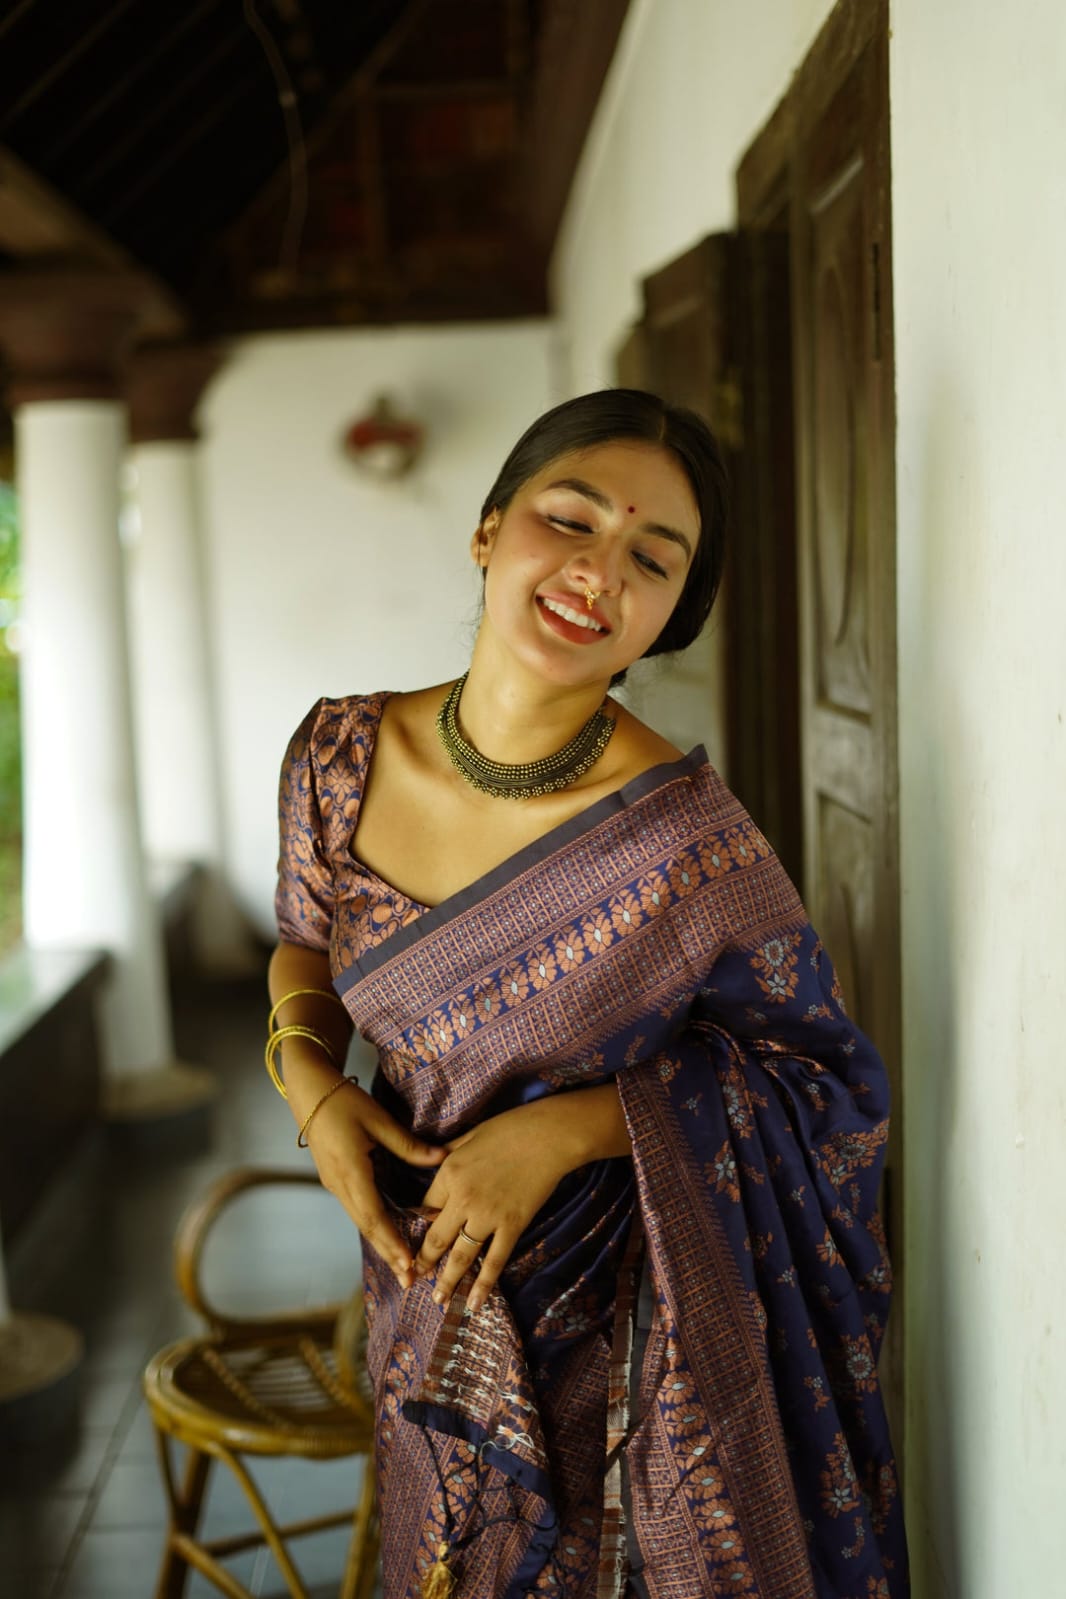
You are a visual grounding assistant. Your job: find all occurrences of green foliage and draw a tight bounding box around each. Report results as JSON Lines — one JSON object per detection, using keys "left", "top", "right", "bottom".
{"left": 0, "top": 481, "right": 16, "bottom": 589}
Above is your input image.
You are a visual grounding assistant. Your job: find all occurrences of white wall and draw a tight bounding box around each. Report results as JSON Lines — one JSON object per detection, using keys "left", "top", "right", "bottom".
{"left": 891, "top": 3, "right": 1066, "bottom": 1594}
{"left": 198, "top": 322, "right": 557, "bottom": 935}
{"left": 551, "top": 2, "right": 1066, "bottom": 1596}
{"left": 550, "top": 0, "right": 836, "bottom": 774}
{"left": 551, "top": 0, "right": 836, "bottom": 393}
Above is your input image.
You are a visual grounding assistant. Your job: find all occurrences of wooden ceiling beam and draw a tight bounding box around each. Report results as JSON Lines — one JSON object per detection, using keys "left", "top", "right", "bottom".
{"left": 221, "top": 0, "right": 433, "bottom": 264}
{"left": 374, "top": 79, "right": 513, "bottom": 103}
{"left": 518, "top": 0, "right": 632, "bottom": 261}
{"left": 77, "top": 25, "right": 247, "bottom": 198}
{"left": 36, "top": 0, "right": 226, "bottom": 170}
{"left": 0, "top": 147, "right": 186, "bottom": 339}
{"left": 100, "top": 78, "right": 260, "bottom": 229}
{"left": 0, "top": 0, "right": 142, "bottom": 133}
{"left": 505, "top": 0, "right": 531, "bottom": 85}
{"left": 357, "top": 92, "right": 389, "bottom": 277}
{"left": 0, "top": 0, "right": 45, "bottom": 49}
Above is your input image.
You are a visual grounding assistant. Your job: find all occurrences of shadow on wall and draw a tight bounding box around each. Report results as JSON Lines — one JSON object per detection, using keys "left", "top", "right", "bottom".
{"left": 903, "top": 374, "right": 984, "bottom": 1599}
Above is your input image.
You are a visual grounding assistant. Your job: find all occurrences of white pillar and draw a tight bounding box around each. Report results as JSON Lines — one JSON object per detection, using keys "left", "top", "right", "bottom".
{"left": 128, "top": 443, "right": 216, "bottom": 864}
{"left": 125, "top": 344, "right": 258, "bottom": 978}
{"left": 0, "top": 268, "right": 214, "bottom": 1122}
{"left": 127, "top": 439, "right": 257, "bottom": 973}
{"left": 19, "top": 402, "right": 177, "bottom": 1081}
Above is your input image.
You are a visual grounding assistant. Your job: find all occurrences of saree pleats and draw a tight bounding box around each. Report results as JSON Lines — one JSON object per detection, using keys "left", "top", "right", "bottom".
{"left": 275, "top": 693, "right": 908, "bottom": 1598}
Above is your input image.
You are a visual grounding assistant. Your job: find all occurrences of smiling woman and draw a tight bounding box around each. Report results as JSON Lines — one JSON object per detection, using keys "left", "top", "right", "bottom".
{"left": 266, "top": 391, "right": 907, "bottom": 1598}
{"left": 477, "top": 390, "right": 726, "bottom": 683}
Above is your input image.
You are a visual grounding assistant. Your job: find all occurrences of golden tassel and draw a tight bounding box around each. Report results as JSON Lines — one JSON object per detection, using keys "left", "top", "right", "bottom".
{"left": 421, "top": 1542, "right": 456, "bottom": 1598}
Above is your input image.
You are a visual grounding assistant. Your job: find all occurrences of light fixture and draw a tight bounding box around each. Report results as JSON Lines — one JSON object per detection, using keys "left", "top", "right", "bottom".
{"left": 342, "top": 394, "right": 424, "bottom": 480}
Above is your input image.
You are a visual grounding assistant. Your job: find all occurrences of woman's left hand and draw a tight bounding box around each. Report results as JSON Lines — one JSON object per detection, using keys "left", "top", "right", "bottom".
{"left": 413, "top": 1096, "right": 587, "bottom": 1314}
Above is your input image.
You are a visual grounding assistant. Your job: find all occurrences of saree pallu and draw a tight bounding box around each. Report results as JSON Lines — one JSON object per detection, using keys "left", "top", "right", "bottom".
{"left": 276, "top": 695, "right": 908, "bottom": 1599}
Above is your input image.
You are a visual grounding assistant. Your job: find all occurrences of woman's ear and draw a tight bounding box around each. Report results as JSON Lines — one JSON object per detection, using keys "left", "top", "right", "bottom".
{"left": 470, "top": 509, "right": 500, "bottom": 568}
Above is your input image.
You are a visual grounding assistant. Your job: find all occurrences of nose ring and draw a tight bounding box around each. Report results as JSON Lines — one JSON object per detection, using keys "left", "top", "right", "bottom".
{"left": 584, "top": 588, "right": 601, "bottom": 611}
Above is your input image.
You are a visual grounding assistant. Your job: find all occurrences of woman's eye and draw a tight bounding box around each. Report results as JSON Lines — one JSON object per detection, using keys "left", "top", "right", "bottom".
{"left": 547, "top": 515, "right": 592, "bottom": 533}
{"left": 634, "top": 551, "right": 668, "bottom": 578}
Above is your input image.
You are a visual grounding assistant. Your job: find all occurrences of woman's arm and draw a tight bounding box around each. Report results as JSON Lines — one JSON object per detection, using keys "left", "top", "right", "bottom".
{"left": 520, "top": 1081, "right": 633, "bottom": 1163}
{"left": 267, "top": 940, "right": 354, "bottom": 1115}
{"left": 268, "top": 940, "right": 445, "bottom": 1285}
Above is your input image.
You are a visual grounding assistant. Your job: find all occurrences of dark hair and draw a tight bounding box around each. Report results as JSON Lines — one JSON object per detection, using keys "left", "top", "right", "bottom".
{"left": 480, "top": 388, "right": 728, "bottom": 674}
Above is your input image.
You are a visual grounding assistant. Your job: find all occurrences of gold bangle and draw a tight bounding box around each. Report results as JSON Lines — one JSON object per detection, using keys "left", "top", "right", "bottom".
{"left": 268, "top": 987, "right": 347, "bottom": 1035}
{"left": 297, "top": 1075, "right": 356, "bottom": 1148}
{"left": 265, "top": 1024, "right": 338, "bottom": 1099}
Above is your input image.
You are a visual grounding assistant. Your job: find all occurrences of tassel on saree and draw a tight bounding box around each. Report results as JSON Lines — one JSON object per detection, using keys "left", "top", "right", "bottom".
{"left": 421, "top": 1541, "right": 456, "bottom": 1598}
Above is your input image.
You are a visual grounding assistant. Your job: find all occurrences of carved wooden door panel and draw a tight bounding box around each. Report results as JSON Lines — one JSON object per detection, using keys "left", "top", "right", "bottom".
{"left": 789, "top": 8, "right": 902, "bottom": 1417}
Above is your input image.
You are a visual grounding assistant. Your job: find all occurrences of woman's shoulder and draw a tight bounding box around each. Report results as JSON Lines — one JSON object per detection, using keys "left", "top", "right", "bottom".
{"left": 604, "top": 702, "right": 711, "bottom": 796}
{"left": 290, "top": 689, "right": 391, "bottom": 754}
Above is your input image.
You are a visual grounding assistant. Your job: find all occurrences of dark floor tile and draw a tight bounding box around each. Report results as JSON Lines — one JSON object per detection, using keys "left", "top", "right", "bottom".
{"left": 199, "top": 1455, "right": 296, "bottom": 1529}
{"left": 183, "top": 1548, "right": 262, "bottom": 1597}
{"left": 89, "top": 1458, "right": 169, "bottom": 1530}
{"left": 1, "top": 1567, "right": 62, "bottom": 1598}
{"left": 77, "top": 1373, "right": 142, "bottom": 1434}
{"left": 275, "top": 1453, "right": 369, "bottom": 1521}
{"left": 79, "top": 1329, "right": 158, "bottom": 1384}
{"left": 0, "top": 1492, "right": 88, "bottom": 1573}
{"left": 259, "top": 1524, "right": 352, "bottom": 1591}
{"left": 0, "top": 1425, "right": 113, "bottom": 1497}
{"left": 112, "top": 1398, "right": 159, "bottom": 1463}
{"left": 58, "top": 1526, "right": 181, "bottom": 1597}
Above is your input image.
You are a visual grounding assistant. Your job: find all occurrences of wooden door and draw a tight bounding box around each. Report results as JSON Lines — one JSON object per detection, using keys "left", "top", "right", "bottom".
{"left": 617, "top": 234, "right": 803, "bottom": 881}
{"left": 738, "top": 0, "right": 902, "bottom": 1432}
{"left": 617, "top": 236, "right": 744, "bottom": 776}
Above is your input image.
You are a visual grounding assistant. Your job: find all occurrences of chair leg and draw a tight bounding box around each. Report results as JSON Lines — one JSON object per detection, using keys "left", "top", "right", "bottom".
{"left": 341, "top": 1456, "right": 380, "bottom": 1599}
{"left": 222, "top": 1447, "right": 310, "bottom": 1599}
{"left": 153, "top": 1428, "right": 214, "bottom": 1599}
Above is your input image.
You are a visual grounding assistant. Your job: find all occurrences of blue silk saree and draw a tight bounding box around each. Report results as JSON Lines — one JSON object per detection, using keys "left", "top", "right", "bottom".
{"left": 276, "top": 693, "right": 908, "bottom": 1599}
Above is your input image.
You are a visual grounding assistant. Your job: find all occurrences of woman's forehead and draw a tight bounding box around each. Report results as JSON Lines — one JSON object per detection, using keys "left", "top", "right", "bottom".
{"left": 529, "top": 441, "right": 699, "bottom": 525}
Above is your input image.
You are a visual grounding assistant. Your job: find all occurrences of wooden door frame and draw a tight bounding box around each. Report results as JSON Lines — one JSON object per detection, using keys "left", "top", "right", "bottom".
{"left": 735, "top": 0, "right": 903, "bottom": 1434}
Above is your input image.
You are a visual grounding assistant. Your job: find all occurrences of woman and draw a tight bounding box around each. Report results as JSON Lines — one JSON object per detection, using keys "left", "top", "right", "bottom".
{"left": 268, "top": 390, "right": 908, "bottom": 1599}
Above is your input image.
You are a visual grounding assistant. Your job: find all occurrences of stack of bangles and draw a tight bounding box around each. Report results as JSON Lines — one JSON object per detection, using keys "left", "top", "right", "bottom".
{"left": 265, "top": 987, "right": 354, "bottom": 1147}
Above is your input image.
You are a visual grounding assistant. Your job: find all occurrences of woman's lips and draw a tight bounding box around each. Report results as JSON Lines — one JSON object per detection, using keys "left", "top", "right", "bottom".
{"left": 536, "top": 594, "right": 611, "bottom": 645}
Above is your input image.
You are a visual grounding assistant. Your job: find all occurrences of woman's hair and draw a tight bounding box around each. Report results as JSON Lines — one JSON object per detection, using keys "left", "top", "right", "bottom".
{"left": 479, "top": 389, "right": 728, "bottom": 671}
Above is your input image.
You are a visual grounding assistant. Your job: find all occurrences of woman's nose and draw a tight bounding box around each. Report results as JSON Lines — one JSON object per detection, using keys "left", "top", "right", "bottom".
{"left": 568, "top": 538, "right": 623, "bottom": 594}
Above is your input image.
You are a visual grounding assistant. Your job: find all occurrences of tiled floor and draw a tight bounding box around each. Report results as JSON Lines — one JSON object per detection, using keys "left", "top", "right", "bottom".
{"left": 1, "top": 967, "right": 380, "bottom": 1598}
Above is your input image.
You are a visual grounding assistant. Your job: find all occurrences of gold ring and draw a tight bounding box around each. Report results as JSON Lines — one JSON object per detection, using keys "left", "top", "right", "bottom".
{"left": 458, "top": 1226, "right": 484, "bottom": 1249}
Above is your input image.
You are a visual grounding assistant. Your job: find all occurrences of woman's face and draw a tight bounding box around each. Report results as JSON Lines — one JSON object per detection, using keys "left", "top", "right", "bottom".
{"left": 473, "top": 440, "right": 700, "bottom": 687}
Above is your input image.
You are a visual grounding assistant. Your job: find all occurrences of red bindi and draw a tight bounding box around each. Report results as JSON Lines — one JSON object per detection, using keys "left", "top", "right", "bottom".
{"left": 627, "top": 504, "right": 636, "bottom": 514}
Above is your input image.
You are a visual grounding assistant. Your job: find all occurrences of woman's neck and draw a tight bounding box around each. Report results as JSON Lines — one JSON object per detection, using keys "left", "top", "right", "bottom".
{"left": 458, "top": 642, "right": 612, "bottom": 767}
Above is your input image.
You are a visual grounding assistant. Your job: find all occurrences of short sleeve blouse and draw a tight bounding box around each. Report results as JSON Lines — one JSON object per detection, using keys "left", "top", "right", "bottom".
{"left": 274, "top": 693, "right": 427, "bottom": 969}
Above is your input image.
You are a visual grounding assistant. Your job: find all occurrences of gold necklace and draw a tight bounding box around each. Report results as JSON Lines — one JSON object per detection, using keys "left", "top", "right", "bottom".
{"left": 435, "top": 674, "right": 615, "bottom": 799}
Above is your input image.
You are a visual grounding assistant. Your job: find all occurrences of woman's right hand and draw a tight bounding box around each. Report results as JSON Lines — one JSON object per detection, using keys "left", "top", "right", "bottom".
{"left": 294, "top": 1060, "right": 445, "bottom": 1289}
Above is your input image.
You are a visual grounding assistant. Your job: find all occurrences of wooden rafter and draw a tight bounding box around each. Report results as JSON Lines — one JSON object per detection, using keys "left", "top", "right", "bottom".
{"left": 221, "top": 0, "right": 432, "bottom": 260}
{"left": 78, "top": 23, "right": 248, "bottom": 198}
{"left": 0, "top": 146, "right": 186, "bottom": 338}
{"left": 36, "top": 0, "right": 226, "bottom": 170}
{"left": 0, "top": 0, "right": 143, "bottom": 133}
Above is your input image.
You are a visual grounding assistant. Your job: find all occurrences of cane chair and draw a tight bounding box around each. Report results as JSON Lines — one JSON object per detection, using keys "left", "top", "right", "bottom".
{"left": 143, "top": 1167, "right": 379, "bottom": 1599}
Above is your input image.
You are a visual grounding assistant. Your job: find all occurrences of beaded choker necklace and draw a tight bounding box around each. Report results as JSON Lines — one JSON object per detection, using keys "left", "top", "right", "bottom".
{"left": 435, "top": 674, "right": 616, "bottom": 799}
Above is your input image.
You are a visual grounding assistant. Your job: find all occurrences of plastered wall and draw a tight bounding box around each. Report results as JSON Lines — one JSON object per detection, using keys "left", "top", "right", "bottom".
{"left": 891, "top": 2, "right": 1066, "bottom": 1592}
{"left": 197, "top": 321, "right": 557, "bottom": 934}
